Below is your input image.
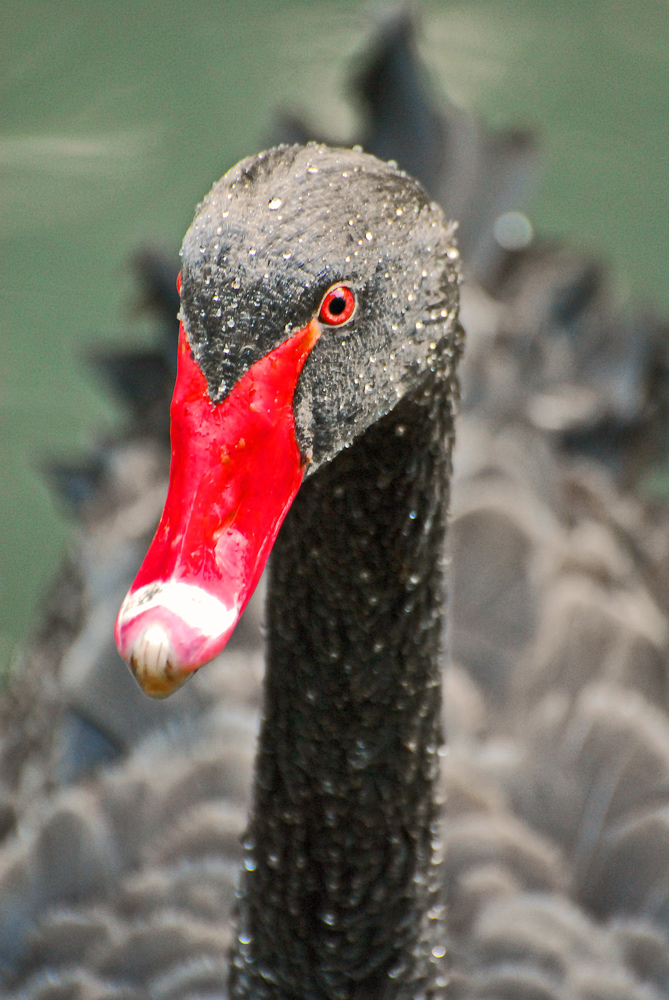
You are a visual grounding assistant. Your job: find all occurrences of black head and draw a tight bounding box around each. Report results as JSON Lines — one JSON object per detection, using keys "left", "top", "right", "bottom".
{"left": 116, "top": 144, "right": 462, "bottom": 693}
{"left": 180, "top": 143, "right": 461, "bottom": 472}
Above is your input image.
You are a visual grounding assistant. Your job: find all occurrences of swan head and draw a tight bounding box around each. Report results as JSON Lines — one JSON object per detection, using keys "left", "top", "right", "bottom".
{"left": 115, "top": 143, "right": 461, "bottom": 695}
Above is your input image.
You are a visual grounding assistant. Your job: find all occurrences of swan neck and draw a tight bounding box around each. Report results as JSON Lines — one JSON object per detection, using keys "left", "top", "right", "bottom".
{"left": 231, "top": 373, "right": 455, "bottom": 1000}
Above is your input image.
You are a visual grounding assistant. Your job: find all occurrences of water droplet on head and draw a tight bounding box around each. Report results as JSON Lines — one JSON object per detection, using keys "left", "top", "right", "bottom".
{"left": 268, "top": 196, "right": 282, "bottom": 210}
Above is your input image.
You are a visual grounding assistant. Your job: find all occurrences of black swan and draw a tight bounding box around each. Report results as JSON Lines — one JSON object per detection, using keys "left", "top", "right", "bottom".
{"left": 3, "top": 18, "right": 669, "bottom": 1000}
{"left": 1, "top": 144, "right": 667, "bottom": 1000}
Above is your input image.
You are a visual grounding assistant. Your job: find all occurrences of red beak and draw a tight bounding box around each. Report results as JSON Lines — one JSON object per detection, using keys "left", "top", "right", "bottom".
{"left": 114, "top": 318, "right": 320, "bottom": 696}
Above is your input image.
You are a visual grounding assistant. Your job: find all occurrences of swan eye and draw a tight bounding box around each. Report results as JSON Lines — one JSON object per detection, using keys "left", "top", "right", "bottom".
{"left": 318, "top": 285, "right": 356, "bottom": 326}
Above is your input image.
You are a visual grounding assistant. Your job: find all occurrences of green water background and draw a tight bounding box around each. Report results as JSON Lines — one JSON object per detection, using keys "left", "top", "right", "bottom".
{"left": 2, "top": 0, "right": 667, "bottom": 672}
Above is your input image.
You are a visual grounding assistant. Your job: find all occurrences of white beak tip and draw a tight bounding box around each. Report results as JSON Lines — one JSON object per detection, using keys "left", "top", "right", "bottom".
{"left": 115, "top": 581, "right": 240, "bottom": 698}
{"left": 127, "top": 624, "right": 191, "bottom": 698}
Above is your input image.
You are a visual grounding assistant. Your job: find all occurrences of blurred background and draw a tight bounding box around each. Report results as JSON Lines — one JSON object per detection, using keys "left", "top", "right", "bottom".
{"left": 2, "top": 0, "right": 668, "bottom": 675}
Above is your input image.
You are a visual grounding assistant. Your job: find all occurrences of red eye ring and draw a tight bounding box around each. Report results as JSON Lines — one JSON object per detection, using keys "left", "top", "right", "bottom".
{"left": 318, "top": 284, "right": 357, "bottom": 326}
